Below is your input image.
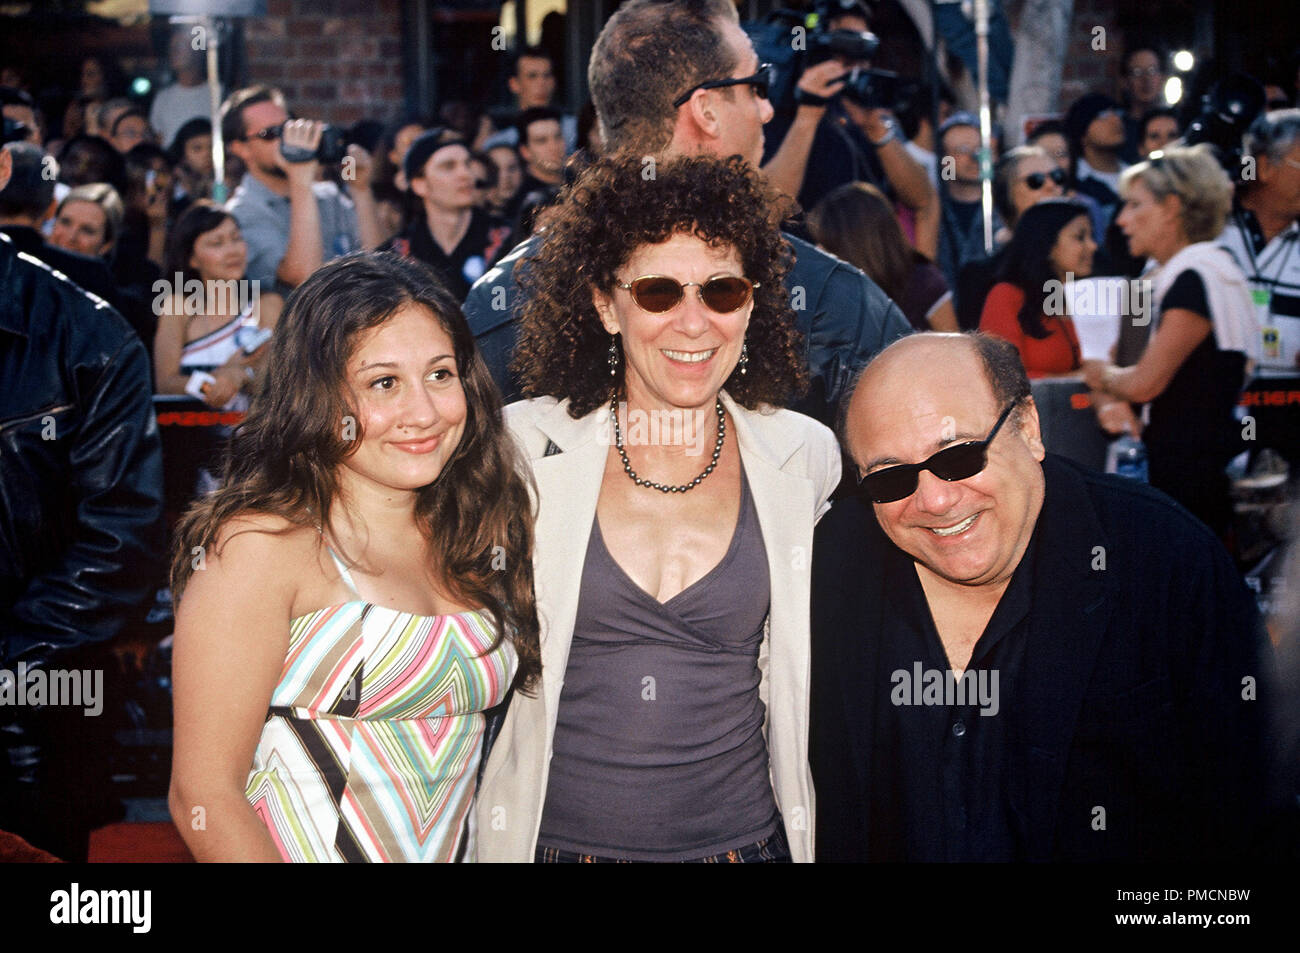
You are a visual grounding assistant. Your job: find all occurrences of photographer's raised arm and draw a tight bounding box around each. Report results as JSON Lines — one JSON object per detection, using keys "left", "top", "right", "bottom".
{"left": 844, "top": 101, "right": 935, "bottom": 213}
{"left": 762, "top": 61, "right": 846, "bottom": 201}
{"left": 275, "top": 119, "right": 325, "bottom": 289}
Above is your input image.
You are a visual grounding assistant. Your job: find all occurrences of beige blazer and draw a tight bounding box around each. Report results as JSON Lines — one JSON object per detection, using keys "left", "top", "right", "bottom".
{"left": 474, "top": 391, "right": 841, "bottom": 862}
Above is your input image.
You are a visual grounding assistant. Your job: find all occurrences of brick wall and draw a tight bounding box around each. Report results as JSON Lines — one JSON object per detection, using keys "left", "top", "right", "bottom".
{"left": 243, "top": 0, "right": 405, "bottom": 127}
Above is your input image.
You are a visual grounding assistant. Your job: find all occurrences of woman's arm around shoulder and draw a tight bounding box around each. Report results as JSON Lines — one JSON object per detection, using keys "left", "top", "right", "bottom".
{"left": 168, "top": 511, "right": 304, "bottom": 862}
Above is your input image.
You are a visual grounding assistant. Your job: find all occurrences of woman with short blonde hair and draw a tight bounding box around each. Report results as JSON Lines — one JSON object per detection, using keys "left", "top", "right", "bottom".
{"left": 1117, "top": 142, "right": 1234, "bottom": 242}
{"left": 1084, "top": 144, "right": 1260, "bottom": 538}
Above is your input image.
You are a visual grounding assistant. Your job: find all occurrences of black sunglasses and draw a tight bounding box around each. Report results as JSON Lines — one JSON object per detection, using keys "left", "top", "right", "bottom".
{"left": 672, "top": 63, "right": 775, "bottom": 109}
{"left": 1021, "top": 167, "right": 1067, "bottom": 190}
{"left": 615, "top": 274, "right": 759, "bottom": 314}
{"left": 246, "top": 123, "right": 283, "bottom": 142}
{"left": 857, "top": 402, "right": 1018, "bottom": 504}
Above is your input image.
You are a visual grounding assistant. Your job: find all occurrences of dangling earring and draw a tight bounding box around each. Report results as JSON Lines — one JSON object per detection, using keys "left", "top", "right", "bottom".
{"left": 608, "top": 335, "right": 620, "bottom": 377}
{"left": 739, "top": 340, "right": 749, "bottom": 376}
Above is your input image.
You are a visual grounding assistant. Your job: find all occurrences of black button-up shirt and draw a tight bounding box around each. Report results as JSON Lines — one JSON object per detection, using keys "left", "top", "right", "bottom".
{"left": 886, "top": 529, "right": 1035, "bottom": 861}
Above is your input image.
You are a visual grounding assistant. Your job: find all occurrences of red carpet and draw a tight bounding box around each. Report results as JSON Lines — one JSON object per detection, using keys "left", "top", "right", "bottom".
{"left": 88, "top": 822, "right": 194, "bottom": 863}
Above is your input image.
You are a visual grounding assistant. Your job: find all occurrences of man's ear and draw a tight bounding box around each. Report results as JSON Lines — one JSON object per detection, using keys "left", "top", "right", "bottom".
{"left": 508, "top": 75, "right": 521, "bottom": 98}
{"left": 1255, "top": 153, "right": 1276, "bottom": 187}
{"left": 409, "top": 173, "right": 428, "bottom": 201}
{"left": 592, "top": 286, "right": 620, "bottom": 336}
{"left": 1017, "top": 396, "right": 1047, "bottom": 461}
{"left": 227, "top": 136, "right": 250, "bottom": 166}
{"left": 0, "top": 146, "right": 12, "bottom": 192}
{"left": 683, "top": 90, "right": 722, "bottom": 143}
{"left": 518, "top": 142, "right": 533, "bottom": 167}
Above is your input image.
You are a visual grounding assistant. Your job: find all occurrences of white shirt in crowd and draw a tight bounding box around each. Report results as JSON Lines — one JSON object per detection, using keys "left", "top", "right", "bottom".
{"left": 150, "top": 82, "right": 221, "bottom": 149}
{"left": 1075, "top": 156, "right": 1126, "bottom": 199}
{"left": 1218, "top": 211, "right": 1300, "bottom": 378}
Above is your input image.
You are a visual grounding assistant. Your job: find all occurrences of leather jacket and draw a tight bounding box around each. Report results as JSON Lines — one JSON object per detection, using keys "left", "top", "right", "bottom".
{"left": 463, "top": 232, "right": 911, "bottom": 428}
{"left": 0, "top": 233, "right": 164, "bottom": 666}
{"left": 0, "top": 234, "right": 164, "bottom": 851}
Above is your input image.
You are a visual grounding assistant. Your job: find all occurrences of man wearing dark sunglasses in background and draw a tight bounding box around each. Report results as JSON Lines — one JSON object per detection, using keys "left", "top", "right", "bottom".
{"left": 463, "top": 0, "right": 910, "bottom": 428}
{"left": 810, "top": 332, "right": 1282, "bottom": 861}
{"left": 221, "top": 85, "right": 381, "bottom": 293}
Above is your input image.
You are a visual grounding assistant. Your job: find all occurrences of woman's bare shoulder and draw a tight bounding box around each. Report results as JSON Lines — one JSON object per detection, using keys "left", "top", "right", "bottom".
{"left": 209, "top": 510, "right": 319, "bottom": 567}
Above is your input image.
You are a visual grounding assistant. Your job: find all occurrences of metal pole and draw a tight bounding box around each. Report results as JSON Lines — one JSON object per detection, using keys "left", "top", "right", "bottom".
{"left": 204, "top": 16, "right": 226, "bottom": 203}
{"left": 974, "top": 0, "right": 994, "bottom": 254}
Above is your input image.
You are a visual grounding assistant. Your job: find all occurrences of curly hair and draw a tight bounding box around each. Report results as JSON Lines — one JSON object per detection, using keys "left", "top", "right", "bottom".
{"left": 512, "top": 154, "right": 807, "bottom": 418}
{"left": 170, "top": 252, "right": 541, "bottom": 693}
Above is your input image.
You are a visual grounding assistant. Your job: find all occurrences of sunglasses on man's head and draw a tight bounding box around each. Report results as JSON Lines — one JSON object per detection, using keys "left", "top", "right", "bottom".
{"left": 857, "top": 402, "right": 1018, "bottom": 504}
{"left": 1021, "top": 167, "right": 1067, "bottom": 190}
{"left": 615, "top": 275, "right": 759, "bottom": 314}
{"left": 672, "top": 63, "right": 775, "bottom": 109}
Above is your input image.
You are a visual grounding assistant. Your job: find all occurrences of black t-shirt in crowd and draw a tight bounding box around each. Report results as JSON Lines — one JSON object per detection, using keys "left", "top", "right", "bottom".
{"left": 1143, "top": 268, "right": 1247, "bottom": 535}
{"left": 384, "top": 208, "right": 514, "bottom": 302}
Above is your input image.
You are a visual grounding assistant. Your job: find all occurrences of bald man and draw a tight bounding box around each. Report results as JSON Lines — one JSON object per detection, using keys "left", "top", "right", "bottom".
{"left": 809, "top": 332, "right": 1278, "bottom": 862}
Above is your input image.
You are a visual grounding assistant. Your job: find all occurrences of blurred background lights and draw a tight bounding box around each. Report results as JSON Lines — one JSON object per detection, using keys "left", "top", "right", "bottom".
{"left": 1174, "top": 50, "right": 1195, "bottom": 72}
{"left": 131, "top": 76, "right": 151, "bottom": 96}
{"left": 1165, "top": 76, "right": 1184, "bottom": 104}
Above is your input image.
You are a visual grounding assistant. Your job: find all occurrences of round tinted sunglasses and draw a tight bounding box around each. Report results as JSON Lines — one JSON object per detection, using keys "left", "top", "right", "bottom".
{"left": 1021, "top": 167, "right": 1067, "bottom": 190}
{"left": 857, "top": 402, "right": 1018, "bottom": 503}
{"left": 615, "top": 275, "right": 759, "bottom": 314}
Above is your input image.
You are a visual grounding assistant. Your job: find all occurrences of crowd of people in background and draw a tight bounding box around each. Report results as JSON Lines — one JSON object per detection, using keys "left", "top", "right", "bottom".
{"left": 1, "top": 0, "right": 1298, "bottom": 865}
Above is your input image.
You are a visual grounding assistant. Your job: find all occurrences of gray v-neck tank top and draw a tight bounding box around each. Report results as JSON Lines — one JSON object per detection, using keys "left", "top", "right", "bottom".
{"left": 537, "top": 468, "right": 778, "bottom": 861}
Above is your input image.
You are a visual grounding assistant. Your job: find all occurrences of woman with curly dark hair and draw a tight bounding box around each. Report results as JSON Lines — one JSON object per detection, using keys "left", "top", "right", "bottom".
{"left": 168, "top": 252, "right": 540, "bottom": 862}
{"left": 476, "top": 154, "right": 841, "bottom": 863}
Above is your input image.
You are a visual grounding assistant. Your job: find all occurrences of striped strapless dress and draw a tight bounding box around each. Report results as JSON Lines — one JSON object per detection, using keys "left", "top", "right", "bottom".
{"left": 244, "top": 548, "right": 516, "bottom": 862}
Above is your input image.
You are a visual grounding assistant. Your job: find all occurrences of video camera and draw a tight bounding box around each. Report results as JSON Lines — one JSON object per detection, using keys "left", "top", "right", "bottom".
{"left": 1180, "top": 72, "right": 1266, "bottom": 181}
{"left": 278, "top": 122, "right": 349, "bottom": 165}
{"left": 749, "top": 5, "right": 916, "bottom": 120}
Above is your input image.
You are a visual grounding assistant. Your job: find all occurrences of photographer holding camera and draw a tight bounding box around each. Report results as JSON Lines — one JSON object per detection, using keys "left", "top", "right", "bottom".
{"left": 222, "top": 85, "right": 381, "bottom": 292}
{"left": 759, "top": 2, "right": 934, "bottom": 236}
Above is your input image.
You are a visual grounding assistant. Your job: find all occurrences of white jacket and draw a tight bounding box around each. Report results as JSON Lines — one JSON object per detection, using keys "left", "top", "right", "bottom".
{"left": 474, "top": 392, "right": 841, "bottom": 862}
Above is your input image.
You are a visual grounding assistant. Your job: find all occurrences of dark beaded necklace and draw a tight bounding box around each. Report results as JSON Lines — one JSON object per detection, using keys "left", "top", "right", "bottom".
{"left": 611, "top": 394, "right": 726, "bottom": 493}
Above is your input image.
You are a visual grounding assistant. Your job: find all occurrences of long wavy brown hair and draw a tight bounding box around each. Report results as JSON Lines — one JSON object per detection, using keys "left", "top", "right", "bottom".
{"left": 170, "top": 252, "right": 540, "bottom": 692}
{"left": 512, "top": 153, "right": 807, "bottom": 418}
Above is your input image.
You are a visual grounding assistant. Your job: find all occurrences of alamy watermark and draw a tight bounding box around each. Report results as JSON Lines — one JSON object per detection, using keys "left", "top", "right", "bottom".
{"left": 891, "top": 662, "right": 1000, "bottom": 716}
{"left": 50, "top": 883, "right": 150, "bottom": 933}
{"left": 598, "top": 401, "right": 713, "bottom": 456}
{"left": 0, "top": 662, "right": 103, "bottom": 716}
{"left": 152, "top": 274, "right": 261, "bottom": 317}
{"left": 1043, "top": 273, "right": 1152, "bottom": 327}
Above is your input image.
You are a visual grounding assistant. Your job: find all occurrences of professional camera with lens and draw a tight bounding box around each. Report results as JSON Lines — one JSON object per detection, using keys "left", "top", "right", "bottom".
{"left": 749, "top": 6, "right": 915, "bottom": 119}
{"left": 1180, "top": 72, "right": 1266, "bottom": 180}
{"left": 279, "top": 122, "right": 349, "bottom": 165}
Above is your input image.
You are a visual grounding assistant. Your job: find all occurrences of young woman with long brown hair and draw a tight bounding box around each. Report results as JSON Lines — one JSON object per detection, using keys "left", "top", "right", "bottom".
{"left": 167, "top": 252, "right": 540, "bottom": 862}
